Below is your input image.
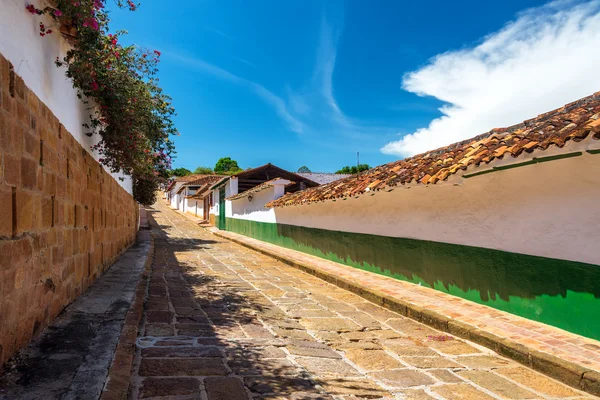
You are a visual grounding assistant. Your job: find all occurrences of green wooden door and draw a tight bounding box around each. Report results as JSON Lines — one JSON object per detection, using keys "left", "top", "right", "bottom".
{"left": 218, "top": 187, "right": 226, "bottom": 230}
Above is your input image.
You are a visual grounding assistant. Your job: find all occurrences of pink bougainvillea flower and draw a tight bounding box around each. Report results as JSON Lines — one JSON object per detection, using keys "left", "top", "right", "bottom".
{"left": 26, "top": 4, "right": 37, "bottom": 14}
{"left": 153, "top": 50, "right": 161, "bottom": 57}
{"left": 83, "top": 18, "right": 99, "bottom": 30}
{"left": 53, "top": 9, "right": 63, "bottom": 17}
{"left": 91, "top": 81, "right": 99, "bottom": 91}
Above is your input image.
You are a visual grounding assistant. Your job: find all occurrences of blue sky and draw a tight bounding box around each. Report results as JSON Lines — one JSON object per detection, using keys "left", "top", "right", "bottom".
{"left": 109, "top": 0, "right": 600, "bottom": 173}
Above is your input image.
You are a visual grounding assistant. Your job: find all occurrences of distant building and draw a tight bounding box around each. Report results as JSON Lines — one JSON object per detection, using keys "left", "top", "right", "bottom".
{"left": 296, "top": 172, "right": 352, "bottom": 185}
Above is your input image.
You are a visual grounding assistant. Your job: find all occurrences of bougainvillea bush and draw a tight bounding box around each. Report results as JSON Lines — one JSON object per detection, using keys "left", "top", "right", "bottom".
{"left": 27, "top": 0, "right": 176, "bottom": 205}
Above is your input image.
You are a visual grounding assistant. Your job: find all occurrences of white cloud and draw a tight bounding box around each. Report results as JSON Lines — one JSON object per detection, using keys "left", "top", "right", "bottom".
{"left": 382, "top": 0, "right": 600, "bottom": 157}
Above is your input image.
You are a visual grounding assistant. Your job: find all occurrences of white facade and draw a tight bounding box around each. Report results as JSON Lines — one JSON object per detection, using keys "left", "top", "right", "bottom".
{"left": 209, "top": 178, "right": 238, "bottom": 219}
{"left": 274, "top": 145, "right": 600, "bottom": 266}
{"left": 229, "top": 179, "right": 290, "bottom": 223}
{"left": 0, "top": 0, "right": 132, "bottom": 193}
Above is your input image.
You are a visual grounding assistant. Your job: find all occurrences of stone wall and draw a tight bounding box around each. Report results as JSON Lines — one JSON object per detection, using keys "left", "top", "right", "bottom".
{"left": 0, "top": 53, "right": 139, "bottom": 366}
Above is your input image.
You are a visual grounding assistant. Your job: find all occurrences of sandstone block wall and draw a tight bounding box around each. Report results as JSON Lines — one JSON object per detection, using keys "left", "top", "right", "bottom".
{"left": 0, "top": 53, "right": 139, "bottom": 365}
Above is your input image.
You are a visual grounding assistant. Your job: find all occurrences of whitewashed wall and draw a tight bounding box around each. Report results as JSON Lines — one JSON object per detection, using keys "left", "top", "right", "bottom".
{"left": 274, "top": 145, "right": 600, "bottom": 265}
{"left": 0, "top": 0, "right": 132, "bottom": 193}
{"left": 230, "top": 186, "right": 277, "bottom": 223}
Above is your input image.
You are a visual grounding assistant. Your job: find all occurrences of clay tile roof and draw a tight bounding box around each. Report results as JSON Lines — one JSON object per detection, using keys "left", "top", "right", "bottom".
{"left": 226, "top": 178, "right": 294, "bottom": 201}
{"left": 185, "top": 174, "right": 227, "bottom": 186}
{"left": 268, "top": 91, "right": 600, "bottom": 208}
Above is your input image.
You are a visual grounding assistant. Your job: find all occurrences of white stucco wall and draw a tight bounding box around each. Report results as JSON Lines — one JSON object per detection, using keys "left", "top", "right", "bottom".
{"left": 230, "top": 187, "right": 278, "bottom": 223}
{"left": 273, "top": 146, "right": 600, "bottom": 265}
{"left": 0, "top": 0, "right": 132, "bottom": 193}
{"left": 184, "top": 197, "right": 201, "bottom": 217}
{"left": 210, "top": 179, "right": 237, "bottom": 217}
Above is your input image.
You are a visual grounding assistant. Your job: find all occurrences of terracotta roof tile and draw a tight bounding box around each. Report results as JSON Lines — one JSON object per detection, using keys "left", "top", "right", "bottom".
{"left": 268, "top": 91, "right": 600, "bottom": 208}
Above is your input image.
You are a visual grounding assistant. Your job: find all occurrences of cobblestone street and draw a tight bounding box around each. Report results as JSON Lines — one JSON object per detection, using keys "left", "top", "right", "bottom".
{"left": 131, "top": 201, "right": 595, "bottom": 400}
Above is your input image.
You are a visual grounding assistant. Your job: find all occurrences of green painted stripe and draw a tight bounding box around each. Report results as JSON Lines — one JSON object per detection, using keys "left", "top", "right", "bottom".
{"left": 224, "top": 217, "right": 600, "bottom": 341}
{"left": 493, "top": 159, "right": 538, "bottom": 171}
{"left": 534, "top": 151, "right": 582, "bottom": 163}
{"left": 464, "top": 151, "right": 583, "bottom": 179}
{"left": 463, "top": 169, "right": 496, "bottom": 179}
{"left": 587, "top": 148, "right": 600, "bottom": 155}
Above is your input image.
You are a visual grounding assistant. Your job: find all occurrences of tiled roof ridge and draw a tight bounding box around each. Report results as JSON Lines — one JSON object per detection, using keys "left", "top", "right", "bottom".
{"left": 268, "top": 91, "right": 600, "bottom": 208}
{"left": 298, "top": 172, "right": 352, "bottom": 175}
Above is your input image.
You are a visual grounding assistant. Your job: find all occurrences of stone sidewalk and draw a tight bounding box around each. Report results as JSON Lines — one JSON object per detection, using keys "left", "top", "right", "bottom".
{"left": 130, "top": 201, "right": 596, "bottom": 400}
{"left": 0, "top": 231, "right": 151, "bottom": 400}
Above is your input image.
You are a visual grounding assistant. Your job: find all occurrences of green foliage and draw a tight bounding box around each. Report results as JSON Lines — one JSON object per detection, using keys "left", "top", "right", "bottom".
{"left": 27, "top": 0, "right": 176, "bottom": 205}
{"left": 193, "top": 166, "right": 214, "bottom": 174}
{"left": 214, "top": 157, "right": 241, "bottom": 174}
{"left": 297, "top": 166, "right": 311, "bottom": 173}
{"left": 336, "top": 164, "right": 371, "bottom": 174}
{"left": 170, "top": 167, "right": 192, "bottom": 177}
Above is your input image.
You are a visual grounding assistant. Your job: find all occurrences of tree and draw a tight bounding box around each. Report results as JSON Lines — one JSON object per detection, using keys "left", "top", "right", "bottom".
{"left": 194, "top": 166, "right": 214, "bottom": 174}
{"left": 170, "top": 167, "right": 192, "bottom": 177}
{"left": 336, "top": 164, "right": 371, "bottom": 174}
{"left": 214, "top": 157, "right": 242, "bottom": 174}
{"left": 297, "top": 166, "right": 311, "bottom": 173}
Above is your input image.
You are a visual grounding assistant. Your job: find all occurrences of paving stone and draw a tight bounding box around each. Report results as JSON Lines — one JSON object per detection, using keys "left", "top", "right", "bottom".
{"left": 343, "top": 349, "right": 404, "bottom": 371}
{"left": 342, "top": 312, "right": 382, "bottom": 330}
{"left": 288, "top": 345, "right": 342, "bottom": 358}
{"left": 369, "top": 369, "right": 435, "bottom": 388}
{"left": 311, "top": 331, "right": 342, "bottom": 342}
{"left": 273, "top": 328, "right": 315, "bottom": 340}
{"left": 496, "top": 366, "right": 580, "bottom": 397}
{"left": 426, "top": 339, "right": 482, "bottom": 355}
{"left": 146, "top": 311, "right": 174, "bottom": 324}
{"left": 429, "top": 369, "right": 463, "bottom": 383}
{"left": 288, "top": 309, "right": 338, "bottom": 318}
{"left": 241, "top": 323, "right": 275, "bottom": 339}
{"left": 295, "top": 357, "right": 361, "bottom": 378}
{"left": 145, "top": 323, "right": 175, "bottom": 336}
{"left": 177, "top": 315, "right": 211, "bottom": 324}
{"left": 335, "top": 341, "right": 383, "bottom": 350}
{"left": 141, "top": 346, "right": 222, "bottom": 358}
{"left": 205, "top": 377, "right": 248, "bottom": 400}
{"left": 432, "top": 383, "right": 496, "bottom": 400}
{"left": 263, "top": 318, "right": 304, "bottom": 330}
{"left": 386, "top": 319, "right": 440, "bottom": 338}
{"left": 244, "top": 376, "right": 318, "bottom": 395}
{"left": 319, "top": 378, "right": 389, "bottom": 398}
{"left": 353, "top": 303, "right": 399, "bottom": 321}
{"left": 139, "top": 358, "right": 228, "bottom": 376}
{"left": 401, "top": 356, "right": 463, "bottom": 369}
{"left": 455, "top": 355, "right": 515, "bottom": 369}
{"left": 318, "top": 301, "right": 358, "bottom": 312}
{"left": 300, "top": 318, "right": 361, "bottom": 332}
{"left": 383, "top": 338, "right": 439, "bottom": 357}
{"left": 226, "top": 346, "right": 287, "bottom": 360}
{"left": 228, "top": 358, "right": 299, "bottom": 376}
{"left": 458, "top": 370, "right": 538, "bottom": 399}
{"left": 139, "top": 377, "right": 200, "bottom": 398}
{"left": 395, "top": 389, "right": 438, "bottom": 400}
